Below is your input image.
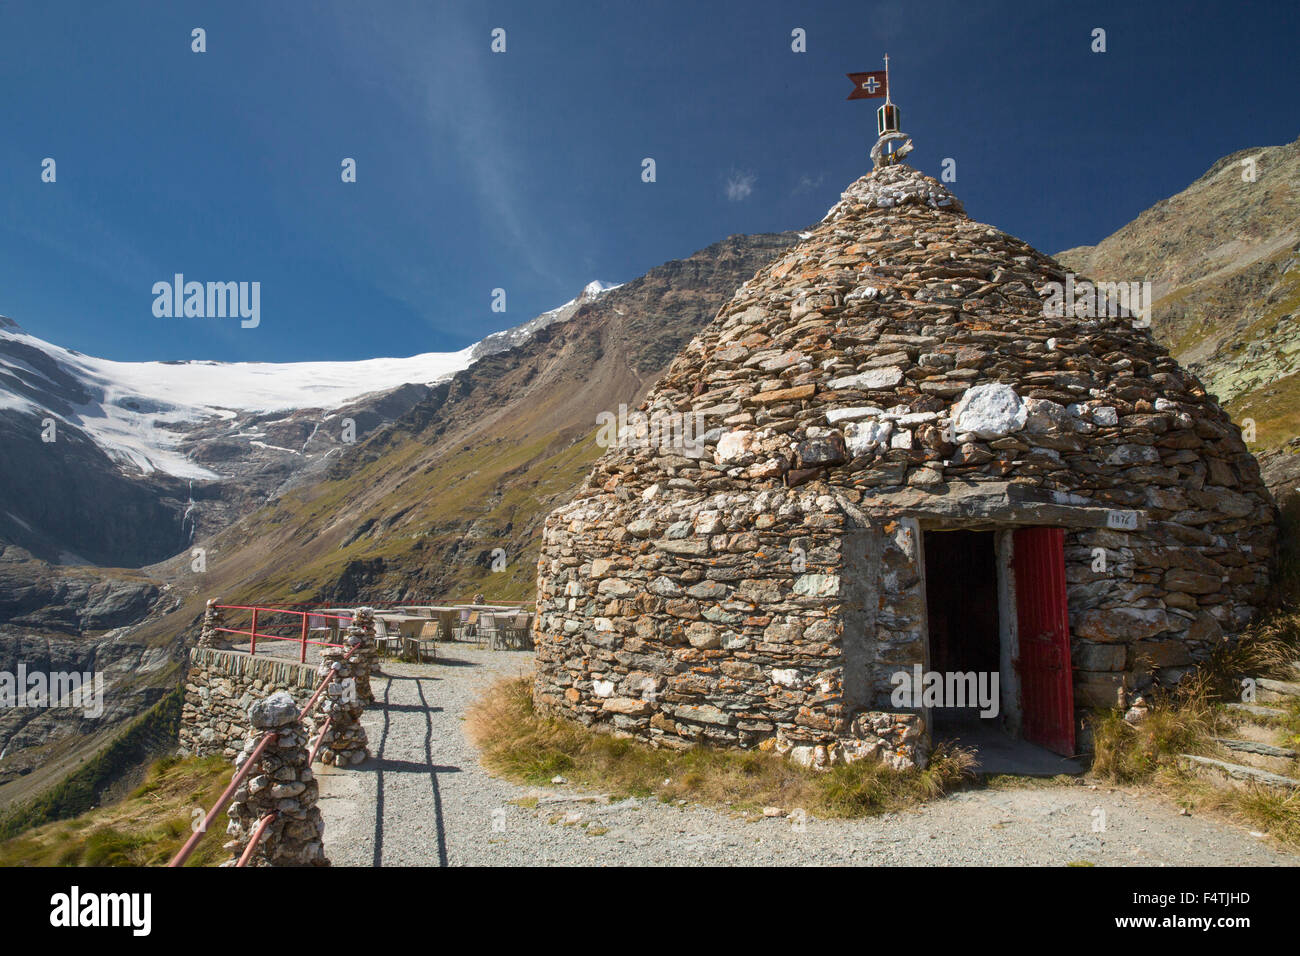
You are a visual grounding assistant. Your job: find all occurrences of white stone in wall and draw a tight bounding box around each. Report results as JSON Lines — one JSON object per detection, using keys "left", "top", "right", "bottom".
{"left": 892, "top": 410, "right": 940, "bottom": 426}
{"left": 951, "top": 383, "right": 1027, "bottom": 439}
{"left": 825, "top": 406, "right": 885, "bottom": 424}
{"left": 844, "top": 419, "right": 892, "bottom": 456}
{"left": 1105, "top": 444, "right": 1160, "bottom": 465}
{"left": 686, "top": 621, "right": 722, "bottom": 649}
{"left": 1024, "top": 397, "right": 1072, "bottom": 434}
{"left": 627, "top": 519, "right": 654, "bottom": 538}
{"left": 592, "top": 680, "right": 614, "bottom": 697}
{"left": 666, "top": 520, "right": 690, "bottom": 539}
{"left": 771, "top": 669, "right": 804, "bottom": 688}
{"left": 716, "top": 430, "right": 754, "bottom": 463}
{"left": 792, "top": 573, "right": 840, "bottom": 597}
{"left": 1092, "top": 405, "right": 1119, "bottom": 426}
{"left": 694, "top": 511, "right": 723, "bottom": 535}
{"left": 829, "top": 366, "right": 905, "bottom": 390}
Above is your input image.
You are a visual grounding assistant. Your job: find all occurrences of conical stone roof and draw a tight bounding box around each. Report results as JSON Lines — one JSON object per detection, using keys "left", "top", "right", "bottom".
{"left": 577, "top": 162, "right": 1272, "bottom": 519}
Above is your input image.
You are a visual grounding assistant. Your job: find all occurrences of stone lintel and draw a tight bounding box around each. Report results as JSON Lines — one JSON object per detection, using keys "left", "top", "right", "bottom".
{"left": 857, "top": 482, "right": 1148, "bottom": 531}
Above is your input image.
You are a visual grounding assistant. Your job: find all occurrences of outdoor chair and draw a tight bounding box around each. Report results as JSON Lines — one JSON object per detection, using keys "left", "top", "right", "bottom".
{"left": 504, "top": 613, "right": 530, "bottom": 649}
{"left": 414, "top": 621, "right": 440, "bottom": 663}
{"left": 373, "top": 618, "right": 400, "bottom": 658}
{"left": 479, "top": 613, "right": 502, "bottom": 650}
{"left": 307, "top": 613, "right": 333, "bottom": 645}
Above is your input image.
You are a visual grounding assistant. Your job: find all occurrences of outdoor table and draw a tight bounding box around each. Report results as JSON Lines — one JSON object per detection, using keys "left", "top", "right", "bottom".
{"left": 412, "top": 605, "right": 463, "bottom": 642}
{"left": 375, "top": 613, "right": 427, "bottom": 641}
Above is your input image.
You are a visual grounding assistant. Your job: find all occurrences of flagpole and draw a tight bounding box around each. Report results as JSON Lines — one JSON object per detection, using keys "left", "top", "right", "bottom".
{"left": 884, "top": 54, "right": 892, "bottom": 157}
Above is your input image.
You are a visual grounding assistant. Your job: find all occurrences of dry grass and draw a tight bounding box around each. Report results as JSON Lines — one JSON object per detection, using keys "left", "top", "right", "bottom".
{"left": 1091, "top": 684, "right": 1222, "bottom": 783}
{"left": 1200, "top": 609, "right": 1300, "bottom": 694}
{"left": 467, "top": 675, "right": 975, "bottom": 819}
{"left": 1089, "top": 613, "right": 1300, "bottom": 848}
{"left": 0, "top": 756, "right": 232, "bottom": 867}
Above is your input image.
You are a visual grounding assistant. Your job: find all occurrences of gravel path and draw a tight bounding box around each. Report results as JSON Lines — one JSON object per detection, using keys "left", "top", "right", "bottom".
{"left": 316, "top": 647, "right": 1299, "bottom": 866}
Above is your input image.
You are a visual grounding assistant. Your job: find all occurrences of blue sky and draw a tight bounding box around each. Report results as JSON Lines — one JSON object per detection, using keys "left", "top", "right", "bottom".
{"left": 0, "top": 0, "right": 1296, "bottom": 362}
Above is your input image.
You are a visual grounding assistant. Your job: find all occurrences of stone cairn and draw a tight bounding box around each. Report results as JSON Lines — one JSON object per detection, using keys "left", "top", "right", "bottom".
{"left": 197, "top": 598, "right": 225, "bottom": 649}
{"left": 346, "top": 606, "right": 378, "bottom": 701}
{"left": 224, "top": 691, "right": 327, "bottom": 867}
{"left": 314, "top": 641, "right": 370, "bottom": 766}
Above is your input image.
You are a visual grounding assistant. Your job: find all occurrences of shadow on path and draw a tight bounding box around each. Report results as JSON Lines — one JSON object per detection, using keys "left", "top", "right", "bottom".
{"left": 370, "top": 679, "right": 393, "bottom": 867}
{"left": 416, "top": 677, "right": 450, "bottom": 867}
{"left": 366, "top": 675, "right": 452, "bottom": 867}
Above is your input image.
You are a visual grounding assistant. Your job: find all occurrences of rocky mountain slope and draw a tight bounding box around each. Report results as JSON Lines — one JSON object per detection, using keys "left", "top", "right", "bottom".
{"left": 1057, "top": 135, "right": 1300, "bottom": 503}
{"left": 0, "top": 231, "right": 801, "bottom": 812}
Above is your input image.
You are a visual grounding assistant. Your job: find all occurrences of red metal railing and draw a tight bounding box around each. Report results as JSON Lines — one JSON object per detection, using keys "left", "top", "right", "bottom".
{"left": 212, "top": 601, "right": 535, "bottom": 662}
{"left": 236, "top": 813, "right": 278, "bottom": 867}
{"left": 168, "top": 731, "right": 280, "bottom": 868}
{"left": 168, "top": 640, "right": 362, "bottom": 868}
{"left": 212, "top": 605, "right": 353, "bottom": 663}
{"left": 230, "top": 599, "right": 535, "bottom": 611}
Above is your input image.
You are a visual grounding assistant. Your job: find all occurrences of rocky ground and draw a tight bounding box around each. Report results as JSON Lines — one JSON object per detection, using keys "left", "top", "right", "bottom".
{"left": 315, "top": 647, "right": 1299, "bottom": 867}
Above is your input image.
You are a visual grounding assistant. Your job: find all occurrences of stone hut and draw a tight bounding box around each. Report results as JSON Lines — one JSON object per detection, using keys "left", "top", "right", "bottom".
{"left": 531, "top": 162, "right": 1275, "bottom": 768}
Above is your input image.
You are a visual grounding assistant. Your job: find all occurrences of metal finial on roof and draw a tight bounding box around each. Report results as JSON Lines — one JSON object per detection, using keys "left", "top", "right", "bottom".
{"left": 848, "top": 54, "right": 913, "bottom": 168}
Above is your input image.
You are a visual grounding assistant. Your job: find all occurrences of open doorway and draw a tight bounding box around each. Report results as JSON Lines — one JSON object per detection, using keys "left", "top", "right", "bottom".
{"left": 923, "top": 530, "right": 1000, "bottom": 733}
{"left": 921, "top": 526, "right": 1083, "bottom": 773}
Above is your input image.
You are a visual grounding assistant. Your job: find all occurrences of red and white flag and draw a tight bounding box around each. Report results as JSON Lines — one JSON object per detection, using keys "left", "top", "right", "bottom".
{"left": 846, "top": 71, "right": 887, "bottom": 100}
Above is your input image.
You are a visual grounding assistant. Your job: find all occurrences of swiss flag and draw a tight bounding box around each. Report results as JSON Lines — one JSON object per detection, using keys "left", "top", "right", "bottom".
{"left": 846, "top": 71, "right": 887, "bottom": 100}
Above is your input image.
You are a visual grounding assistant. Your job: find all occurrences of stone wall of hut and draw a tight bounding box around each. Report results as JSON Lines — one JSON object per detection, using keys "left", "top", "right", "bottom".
{"left": 534, "top": 488, "right": 926, "bottom": 767}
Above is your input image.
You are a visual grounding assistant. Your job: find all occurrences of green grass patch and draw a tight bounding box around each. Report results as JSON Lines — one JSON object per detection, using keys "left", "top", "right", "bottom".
{"left": 0, "top": 687, "right": 185, "bottom": 841}
{"left": 0, "top": 755, "right": 233, "bottom": 867}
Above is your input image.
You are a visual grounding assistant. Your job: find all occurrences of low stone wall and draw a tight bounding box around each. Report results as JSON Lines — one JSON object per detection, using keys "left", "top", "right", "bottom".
{"left": 179, "top": 648, "right": 320, "bottom": 759}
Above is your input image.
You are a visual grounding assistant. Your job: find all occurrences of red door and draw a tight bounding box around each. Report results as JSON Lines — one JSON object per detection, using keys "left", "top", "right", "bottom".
{"left": 1012, "top": 527, "right": 1076, "bottom": 755}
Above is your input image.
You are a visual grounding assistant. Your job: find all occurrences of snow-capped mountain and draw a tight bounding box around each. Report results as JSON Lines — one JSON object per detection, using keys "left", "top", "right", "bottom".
{"left": 0, "top": 282, "right": 617, "bottom": 566}
{"left": 0, "top": 281, "right": 618, "bottom": 480}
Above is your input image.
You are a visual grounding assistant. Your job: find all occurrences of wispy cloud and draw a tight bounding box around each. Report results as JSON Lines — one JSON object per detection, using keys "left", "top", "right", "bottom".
{"left": 725, "top": 169, "right": 757, "bottom": 202}
{"left": 793, "top": 173, "right": 824, "bottom": 195}
{"left": 324, "top": 7, "right": 569, "bottom": 300}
